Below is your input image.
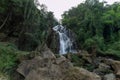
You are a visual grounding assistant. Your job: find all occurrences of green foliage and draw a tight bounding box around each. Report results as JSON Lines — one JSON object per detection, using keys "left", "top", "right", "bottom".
{"left": 83, "top": 64, "right": 95, "bottom": 72}
{"left": 71, "top": 54, "right": 84, "bottom": 67}
{"left": 0, "top": 0, "right": 58, "bottom": 51}
{"left": 84, "top": 38, "right": 96, "bottom": 49}
{"left": 62, "top": 0, "right": 120, "bottom": 59}
{"left": 104, "top": 41, "right": 120, "bottom": 59}
{"left": 0, "top": 42, "right": 28, "bottom": 75}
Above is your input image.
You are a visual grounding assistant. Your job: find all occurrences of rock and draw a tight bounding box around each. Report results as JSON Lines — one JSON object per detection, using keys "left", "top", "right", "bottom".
{"left": 99, "top": 63, "right": 110, "bottom": 70}
{"left": 0, "top": 74, "right": 8, "bottom": 80}
{"left": 19, "top": 61, "right": 101, "bottom": 80}
{"left": 104, "top": 59, "right": 120, "bottom": 76}
{"left": 93, "top": 63, "right": 111, "bottom": 76}
{"left": 17, "top": 55, "right": 101, "bottom": 80}
{"left": 64, "top": 67, "right": 101, "bottom": 80}
{"left": 46, "top": 28, "right": 60, "bottom": 54}
{"left": 0, "top": 33, "right": 6, "bottom": 41}
{"left": 38, "top": 44, "right": 56, "bottom": 59}
{"left": 17, "top": 49, "right": 101, "bottom": 80}
{"left": 80, "top": 50, "right": 92, "bottom": 63}
{"left": 116, "top": 78, "right": 120, "bottom": 80}
{"left": 41, "top": 49, "right": 56, "bottom": 59}
{"left": 77, "top": 68, "right": 101, "bottom": 80}
{"left": 55, "top": 56, "right": 66, "bottom": 64}
{"left": 59, "top": 60, "right": 73, "bottom": 73}
{"left": 17, "top": 56, "right": 48, "bottom": 77}
{"left": 25, "top": 64, "right": 63, "bottom": 80}
{"left": 103, "top": 73, "right": 116, "bottom": 80}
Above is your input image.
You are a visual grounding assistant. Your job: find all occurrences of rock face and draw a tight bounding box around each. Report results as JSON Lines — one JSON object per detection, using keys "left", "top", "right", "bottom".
{"left": 46, "top": 28, "right": 60, "bottom": 54}
{"left": 47, "top": 26, "right": 79, "bottom": 54}
{"left": 17, "top": 47, "right": 101, "bottom": 80}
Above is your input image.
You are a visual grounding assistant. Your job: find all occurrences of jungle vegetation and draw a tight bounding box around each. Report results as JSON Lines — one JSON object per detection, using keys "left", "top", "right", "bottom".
{"left": 0, "top": 0, "right": 120, "bottom": 79}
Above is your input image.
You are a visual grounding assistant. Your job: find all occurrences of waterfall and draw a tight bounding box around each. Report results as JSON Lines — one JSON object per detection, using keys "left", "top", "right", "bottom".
{"left": 53, "top": 25, "right": 77, "bottom": 54}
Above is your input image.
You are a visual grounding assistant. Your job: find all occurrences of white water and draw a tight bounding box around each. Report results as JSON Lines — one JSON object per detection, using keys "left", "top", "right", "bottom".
{"left": 53, "top": 25, "right": 77, "bottom": 54}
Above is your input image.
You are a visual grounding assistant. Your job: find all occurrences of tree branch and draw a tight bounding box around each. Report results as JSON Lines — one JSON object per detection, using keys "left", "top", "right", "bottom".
{"left": 0, "top": 14, "right": 9, "bottom": 30}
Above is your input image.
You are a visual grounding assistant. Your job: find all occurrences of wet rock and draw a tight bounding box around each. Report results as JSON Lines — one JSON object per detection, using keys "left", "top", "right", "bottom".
{"left": 103, "top": 73, "right": 116, "bottom": 80}
{"left": 46, "top": 28, "right": 60, "bottom": 54}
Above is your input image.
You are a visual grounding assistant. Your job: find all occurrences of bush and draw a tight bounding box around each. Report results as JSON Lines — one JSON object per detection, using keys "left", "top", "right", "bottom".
{"left": 97, "top": 41, "right": 120, "bottom": 60}
{"left": 71, "top": 54, "right": 84, "bottom": 67}
{"left": 0, "top": 42, "right": 28, "bottom": 75}
{"left": 83, "top": 38, "right": 96, "bottom": 53}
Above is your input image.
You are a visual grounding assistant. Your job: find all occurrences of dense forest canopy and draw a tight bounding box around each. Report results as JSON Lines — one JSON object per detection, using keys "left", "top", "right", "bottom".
{"left": 0, "top": 0, "right": 120, "bottom": 57}
{"left": 62, "top": 0, "right": 120, "bottom": 57}
{"left": 0, "top": 0, "right": 58, "bottom": 51}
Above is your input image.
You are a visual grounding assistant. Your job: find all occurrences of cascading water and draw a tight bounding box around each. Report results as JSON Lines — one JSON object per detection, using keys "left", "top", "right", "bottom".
{"left": 53, "top": 25, "right": 77, "bottom": 54}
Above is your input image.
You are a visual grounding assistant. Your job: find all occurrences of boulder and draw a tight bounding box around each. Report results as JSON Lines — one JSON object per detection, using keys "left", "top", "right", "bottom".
{"left": 17, "top": 48, "right": 101, "bottom": 80}
{"left": 17, "top": 56, "right": 48, "bottom": 77}
{"left": 41, "top": 48, "right": 56, "bottom": 59}
{"left": 0, "top": 33, "right": 6, "bottom": 41}
{"left": 17, "top": 55, "right": 101, "bottom": 80}
{"left": 103, "top": 73, "right": 116, "bottom": 80}
{"left": 64, "top": 67, "right": 101, "bottom": 80}
{"left": 80, "top": 50, "right": 92, "bottom": 63}
{"left": 93, "top": 63, "right": 112, "bottom": 76}
{"left": 0, "top": 74, "right": 8, "bottom": 80}
{"left": 37, "top": 44, "right": 56, "bottom": 59}
{"left": 99, "top": 63, "right": 110, "bottom": 70}
{"left": 104, "top": 59, "right": 120, "bottom": 76}
{"left": 25, "top": 64, "right": 63, "bottom": 80}
{"left": 55, "top": 55, "right": 67, "bottom": 64}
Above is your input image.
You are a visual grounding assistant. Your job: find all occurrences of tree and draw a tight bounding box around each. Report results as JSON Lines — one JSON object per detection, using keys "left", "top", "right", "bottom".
{"left": 62, "top": 0, "right": 120, "bottom": 53}
{"left": 0, "top": 0, "right": 58, "bottom": 51}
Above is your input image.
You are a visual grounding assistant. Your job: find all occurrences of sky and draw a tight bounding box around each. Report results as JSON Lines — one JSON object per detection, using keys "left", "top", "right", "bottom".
{"left": 38, "top": 0, "right": 120, "bottom": 20}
